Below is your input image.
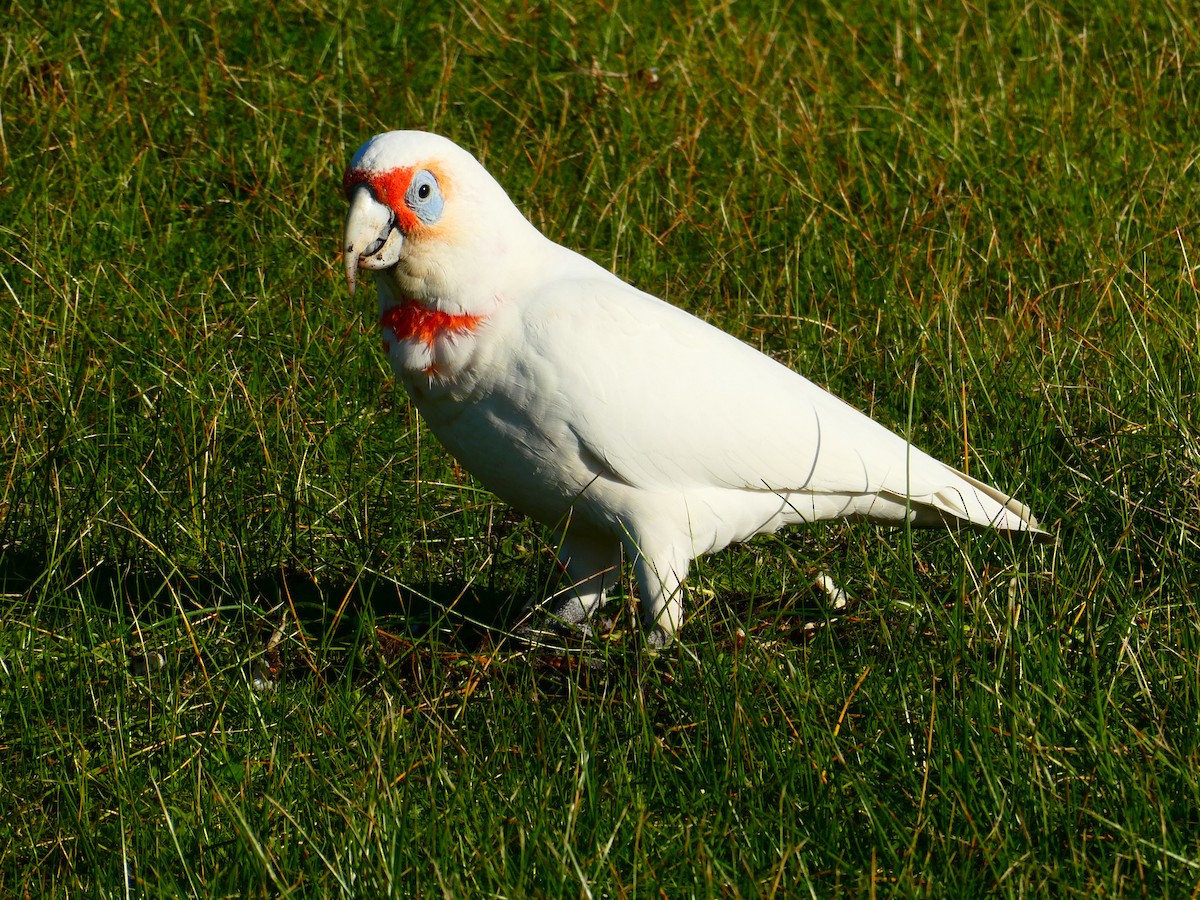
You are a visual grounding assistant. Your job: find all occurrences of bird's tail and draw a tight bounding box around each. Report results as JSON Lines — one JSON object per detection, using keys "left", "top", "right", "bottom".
{"left": 914, "top": 464, "right": 1053, "bottom": 542}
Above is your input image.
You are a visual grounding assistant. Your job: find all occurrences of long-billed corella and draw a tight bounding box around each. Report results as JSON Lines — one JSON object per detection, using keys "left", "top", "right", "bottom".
{"left": 342, "top": 130, "right": 1048, "bottom": 647}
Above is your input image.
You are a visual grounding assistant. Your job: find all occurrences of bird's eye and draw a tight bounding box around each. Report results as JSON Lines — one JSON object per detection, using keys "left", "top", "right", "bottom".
{"left": 405, "top": 170, "right": 444, "bottom": 225}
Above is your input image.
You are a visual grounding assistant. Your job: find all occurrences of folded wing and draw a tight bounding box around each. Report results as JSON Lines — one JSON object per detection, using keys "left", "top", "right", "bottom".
{"left": 523, "top": 274, "right": 1042, "bottom": 535}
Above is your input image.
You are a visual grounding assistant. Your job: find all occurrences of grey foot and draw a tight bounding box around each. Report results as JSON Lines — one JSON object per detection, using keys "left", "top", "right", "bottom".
{"left": 644, "top": 624, "right": 674, "bottom": 650}
{"left": 512, "top": 612, "right": 595, "bottom": 649}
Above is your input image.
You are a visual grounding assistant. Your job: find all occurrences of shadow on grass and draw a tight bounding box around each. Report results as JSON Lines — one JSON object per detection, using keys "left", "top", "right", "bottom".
{"left": 1, "top": 545, "right": 540, "bottom": 661}
{"left": 0, "top": 543, "right": 871, "bottom": 700}
{"left": 0, "top": 547, "right": 659, "bottom": 704}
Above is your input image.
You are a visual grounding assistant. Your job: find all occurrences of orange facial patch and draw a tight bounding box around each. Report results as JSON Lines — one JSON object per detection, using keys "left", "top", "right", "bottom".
{"left": 343, "top": 163, "right": 451, "bottom": 235}
{"left": 381, "top": 300, "right": 482, "bottom": 348}
{"left": 344, "top": 166, "right": 420, "bottom": 232}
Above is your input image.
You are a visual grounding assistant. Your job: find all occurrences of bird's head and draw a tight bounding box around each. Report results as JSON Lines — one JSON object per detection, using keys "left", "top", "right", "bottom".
{"left": 342, "top": 131, "right": 536, "bottom": 310}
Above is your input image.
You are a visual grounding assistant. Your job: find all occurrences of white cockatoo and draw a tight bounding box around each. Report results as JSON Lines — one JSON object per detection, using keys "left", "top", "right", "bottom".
{"left": 342, "top": 130, "right": 1047, "bottom": 646}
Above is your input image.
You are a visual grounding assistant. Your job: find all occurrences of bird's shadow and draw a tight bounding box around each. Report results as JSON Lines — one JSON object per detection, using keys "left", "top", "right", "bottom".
{"left": 1, "top": 543, "right": 877, "bottom": 689}
{"left": 0, "top": 547, "right": 539, "bottom": 681}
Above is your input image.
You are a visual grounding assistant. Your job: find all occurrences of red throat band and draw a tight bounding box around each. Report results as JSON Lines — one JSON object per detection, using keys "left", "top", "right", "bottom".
{"left": 381, "top": 300, "right": 482, "bottom": 348}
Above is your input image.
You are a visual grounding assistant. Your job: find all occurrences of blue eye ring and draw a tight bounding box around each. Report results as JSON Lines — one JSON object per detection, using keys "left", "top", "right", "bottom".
{"left": 405, "top": 170, "right": 444, "bottom": 225}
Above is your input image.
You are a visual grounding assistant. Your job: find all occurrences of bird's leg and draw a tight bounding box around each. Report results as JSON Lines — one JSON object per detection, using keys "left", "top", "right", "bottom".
{"left": 627, "top": 540, "right": 692, "bottom": 648}
{"left": 516, "top": 532, "right": 621, "bottom": 642}
{"left": 547, "top": 532, "right": 622, "bottom": 630}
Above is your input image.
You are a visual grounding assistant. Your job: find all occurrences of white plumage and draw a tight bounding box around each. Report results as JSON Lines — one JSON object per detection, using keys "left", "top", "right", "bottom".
{"left": 342, "top": 130, "right": 1047, "bottom": 646}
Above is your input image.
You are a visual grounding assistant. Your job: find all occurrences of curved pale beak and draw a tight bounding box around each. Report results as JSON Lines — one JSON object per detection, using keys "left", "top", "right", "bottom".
{"left": 343, "top": 186, "right": 404, "bottom": 294}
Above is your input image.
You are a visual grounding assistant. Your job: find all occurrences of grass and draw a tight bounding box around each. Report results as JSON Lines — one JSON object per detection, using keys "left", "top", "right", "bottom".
{"left": 2, "top": 0, "right": 1199, "bottom": 895}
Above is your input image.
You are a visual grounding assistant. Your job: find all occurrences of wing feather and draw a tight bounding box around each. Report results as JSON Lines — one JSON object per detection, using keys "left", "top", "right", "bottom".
{"left": 522, "top": 273, "right": 1041, "bottom": 533}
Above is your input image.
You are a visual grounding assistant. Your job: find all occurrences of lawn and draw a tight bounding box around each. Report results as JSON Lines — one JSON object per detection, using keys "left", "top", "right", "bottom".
{"left": 2, "top": 0, "right": 1198, "bottom": 896}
